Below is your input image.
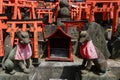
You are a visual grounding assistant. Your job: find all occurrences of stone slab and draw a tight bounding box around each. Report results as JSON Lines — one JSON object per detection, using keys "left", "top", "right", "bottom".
{"left": 0, "top": 71, "right": 37, "bottom": 80}
{"left": 0, "top": 58, "right": 119, "bottom": 80}
{"left": 80, "top": 71, "right": 117, "bottom": 80}
{"left": 49, "top": 79, "right": 67, "bottom": 80}
{"left": 110, "top": 67, "right": 120, "bottom": 80}
{"left": 37, "top": 62, "right": 80, "bottom": 80}
{"left": 36, "top": 60, "right": 120, "bottom": 80}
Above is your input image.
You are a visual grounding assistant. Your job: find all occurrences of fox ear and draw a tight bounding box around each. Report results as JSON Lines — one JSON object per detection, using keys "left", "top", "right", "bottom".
{"left": 26, "top": 30, "right": 32, "bottom": 38}
{"left": 16, "top": 30, "right": 21, "bottom": 38}
{"left": 16, "top": 30, "right": 21, "bottom": 34}
{"left": 26, "top": 29, "right": 30, "bottom": 33}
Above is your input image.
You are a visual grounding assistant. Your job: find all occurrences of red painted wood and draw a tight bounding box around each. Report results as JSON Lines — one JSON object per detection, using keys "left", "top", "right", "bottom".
{"left": 46, "top": 27, "right": 73, "bottom": 62}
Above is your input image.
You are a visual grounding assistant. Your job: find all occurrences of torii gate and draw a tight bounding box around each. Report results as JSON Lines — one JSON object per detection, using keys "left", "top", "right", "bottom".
{"left": 68, "top": 0, "right": 120, "bottom": 36}
{"left": 0, "top": 0, "right": 45, "bottom": 64}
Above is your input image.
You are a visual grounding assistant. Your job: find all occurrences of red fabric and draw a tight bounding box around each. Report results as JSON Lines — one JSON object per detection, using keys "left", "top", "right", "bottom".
{"left": 80, "top": 40, "right": 98, "bottom": 59}
{"left": 15, "top": 43, "right": 32, "bottom": 60}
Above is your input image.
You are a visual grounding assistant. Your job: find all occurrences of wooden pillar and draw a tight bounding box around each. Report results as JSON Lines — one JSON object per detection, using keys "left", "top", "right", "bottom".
{"left": 69, "top": 40, "right": 73, "bottom": 61}
{"left": 65, "top": 23, "right": 68, "bottom": 33}
{"left": 102, "top": 3, "right": 108, "bottom": 21}
{"left": 12, "top": 0, "right": 18, "bottom": 19}
{"left": 33, "top": 22, "right": 39, "bottom": 58}
{"left": 0, "top": 27, "right": 4, "bottom": 56}
{"left": 77, "top": 3, "right": 82, "bottom": 20}
{"left": 17, "top": 8, "right": 22, "bottom": 19}
{"left": 10, "top": 23, "right": 16, "bottom": 46}
{"left": 112, "top": 3, "right": 119, "bottom": 36}
{"left": 0, "top": 0, "right": 3, "bottom": 14}
{"left": 89, "top": 3, "right": 95, "bottom": 22}
{"left": 31, "top": 2, "right": 36, "bottom": 19}
{"left": 48, "top": 40, "right": 50, "bottom": 58}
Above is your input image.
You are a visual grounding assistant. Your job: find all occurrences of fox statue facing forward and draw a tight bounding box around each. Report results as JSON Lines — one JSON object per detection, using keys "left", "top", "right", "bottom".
{"left": 79, "top": 31, "right": 108, "bottom": 75}
{"left": 2, "top": 31, "right": 32, "bottom": 75}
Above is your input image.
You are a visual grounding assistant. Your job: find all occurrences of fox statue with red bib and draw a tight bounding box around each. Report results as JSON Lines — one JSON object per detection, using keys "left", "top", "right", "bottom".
{"left": 2, "top": 31, "right": 32, "bottom": 75}
{"left": 79, "top": 31, "right": 108, "bottom": 75}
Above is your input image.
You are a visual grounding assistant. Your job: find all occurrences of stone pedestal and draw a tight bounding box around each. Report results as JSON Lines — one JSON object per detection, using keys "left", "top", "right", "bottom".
{"left": 36, "top": 61, "right": 119, "bottom": 80}
{"left": 0, "top": 71, "right": 37, "bottom": 80}
{"left": 36, "top": 62, "right": 80, "bottom": 80}
{"left": 0, "top": 59, "right": 119, "bottom": 80}
{"left": 80, "top": 71, "right": 117, "bottom": 80}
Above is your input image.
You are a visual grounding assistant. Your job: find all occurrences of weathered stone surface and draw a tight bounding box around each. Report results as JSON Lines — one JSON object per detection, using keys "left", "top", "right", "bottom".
{"left": 49, "top": 79, "right": 68, "bottom": 80}
{"left": 87, "top": 22, "right": 111, "bottom": 59}
{"left": 60, "top": 0, "right": 68, "bottom": 7}
{"left": 109, "top": 24, "right": 120, "bottom": 59}
{"left": 110, "top": 67, "right": 120, "bottom": 80}
{"left": 107, "top": 59, "right": 120, "bottom": 80}
{"left": 35, "top": 59, "right": 120, "bottom": 80}
{"left": 0, "top": 58, "right": 119, "bottom": 80}
{"left": 80, "top": 71, "right": 117, "bottom": 80}
{"left": 36, "top": 62, "right": 80, "bottom": 80}
{"left": 59, "top": 7, "right": 70, "bottom": 17}
{"left": 0, "top": 71, "right": 37, "bottom": 80}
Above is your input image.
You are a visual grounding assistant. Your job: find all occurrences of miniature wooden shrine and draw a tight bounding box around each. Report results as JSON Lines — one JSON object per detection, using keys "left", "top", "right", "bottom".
{"left": 46, "top": 26, "right": 73, "bottom": 61}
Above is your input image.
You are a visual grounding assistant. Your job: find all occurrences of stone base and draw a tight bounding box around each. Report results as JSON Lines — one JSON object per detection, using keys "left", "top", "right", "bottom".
{"left": 0, "top": 59, "right": 119, "bottom": 80}
{"left": 36, "top": 61, "right": 119, "bottom": 80}
{"left": 0, "top": 71, "right": 37, "bottom": 80}
{"left": 111, "top": 67, "right": 120, "bottom": 80}
{"left": 36, "top": 62, "right": 80, "bottom": 80}
{"left": 80, "top": 71, "right": 117, "bottom": 80}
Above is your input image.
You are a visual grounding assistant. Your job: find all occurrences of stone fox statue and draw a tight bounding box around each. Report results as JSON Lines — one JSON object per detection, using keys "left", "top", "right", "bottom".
{"left": 2, "top": 31, "right": 32, "bottom": 75}
{"left": 79, "top": 31, "right": 107, "bottom": 75}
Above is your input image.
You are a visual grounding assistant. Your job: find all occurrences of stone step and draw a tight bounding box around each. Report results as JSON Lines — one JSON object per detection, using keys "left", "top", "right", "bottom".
{"left": 36, "top": 61, "right": 119, "bottom": 80}
{"left": 0, "top": 71, "right": 37, "bottom": 80}
{"left": 110, "top": 67, "right": 120, "bottom": 80}
{"left": 0, "top": 59, "right": 119, "bottom": 80}
{"left": 80, "top": 71, "right": 117, "bottom": 80}
{"left": 36, "top": 62, "right": 80, "bottom": 80}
